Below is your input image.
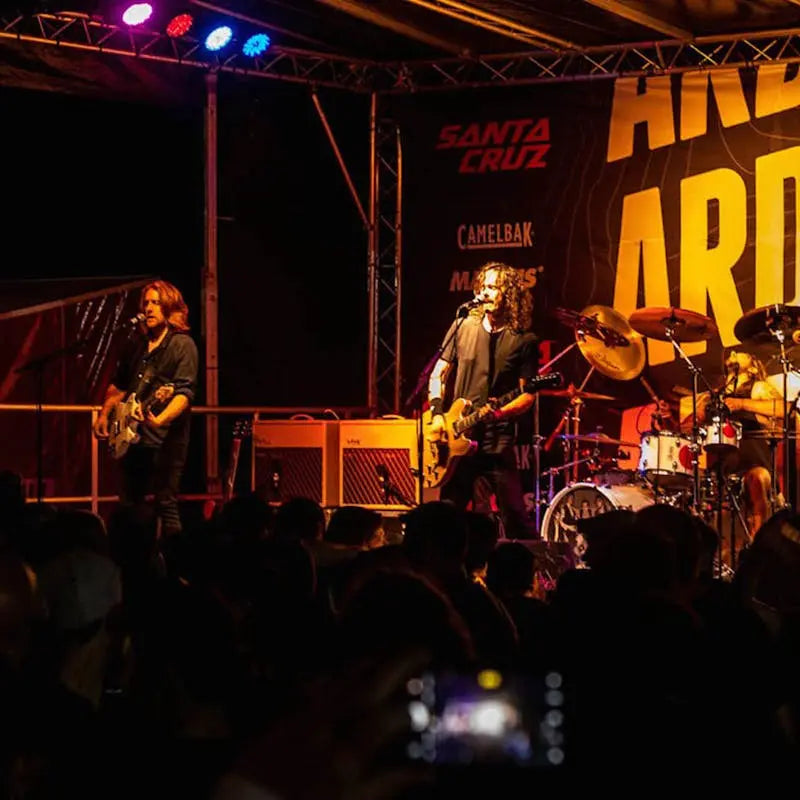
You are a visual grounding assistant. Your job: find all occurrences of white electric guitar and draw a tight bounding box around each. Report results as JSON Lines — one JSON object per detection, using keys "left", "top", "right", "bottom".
{"left": 107, "top": 384, "right": 174, "bottom": 459}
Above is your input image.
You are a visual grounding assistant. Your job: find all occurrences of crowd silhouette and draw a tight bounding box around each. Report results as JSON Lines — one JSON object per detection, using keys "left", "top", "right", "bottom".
{"left": 2, "top": 466, "right": 800, "bottom": 797}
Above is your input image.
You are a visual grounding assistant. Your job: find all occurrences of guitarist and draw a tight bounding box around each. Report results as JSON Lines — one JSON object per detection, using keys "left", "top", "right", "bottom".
{"left": 427, "top": 262, "right": 538, "bottom": 540}
{"left": 93, "top": 281, "right": 198, "bottom": 559}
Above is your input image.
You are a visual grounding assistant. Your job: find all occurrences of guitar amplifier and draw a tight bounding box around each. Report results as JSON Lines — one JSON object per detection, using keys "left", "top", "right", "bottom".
{"left": 252, "top": 420, "right": 339, "bottom": 506}
{"left": 338, "top": 419, "right": 419, "bottom": 510}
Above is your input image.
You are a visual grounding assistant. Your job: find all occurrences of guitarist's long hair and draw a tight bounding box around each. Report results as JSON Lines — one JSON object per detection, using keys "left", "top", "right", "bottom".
{"left": 473, "top": 262, "right": 533, "bottom": 333}
{"left": 141, "top": 280, "right": 190, "bottom": 332}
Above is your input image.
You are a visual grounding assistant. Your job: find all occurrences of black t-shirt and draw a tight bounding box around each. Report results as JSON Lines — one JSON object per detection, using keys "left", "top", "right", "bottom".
{"left": 440, "top": 312, "right": 538, "bottom": 453}
{"left": 112, "top": 329, "right": 199, "bottom": 447}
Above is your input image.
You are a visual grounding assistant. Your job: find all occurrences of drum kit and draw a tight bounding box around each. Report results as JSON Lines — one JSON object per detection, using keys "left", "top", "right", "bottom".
{"left": 537, "top": 301, "right": 800, "bottom": 571}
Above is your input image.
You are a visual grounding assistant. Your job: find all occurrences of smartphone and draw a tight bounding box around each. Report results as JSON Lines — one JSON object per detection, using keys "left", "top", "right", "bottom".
{"left": 405, "top": 668, "right": 566, "bottom": 767}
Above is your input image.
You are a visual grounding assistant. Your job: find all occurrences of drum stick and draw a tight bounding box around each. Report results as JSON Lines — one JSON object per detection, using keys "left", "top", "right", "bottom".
{"left": 639, "top": 376, "right": 661, "bottom": 407}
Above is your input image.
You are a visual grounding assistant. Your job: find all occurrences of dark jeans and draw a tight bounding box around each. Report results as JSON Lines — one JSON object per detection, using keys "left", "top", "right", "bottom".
{"left": 440, "top": 447, "right": 536, "bottom": 539}
{"left": 120, "top": 433, "right": 189, "bottom": 535}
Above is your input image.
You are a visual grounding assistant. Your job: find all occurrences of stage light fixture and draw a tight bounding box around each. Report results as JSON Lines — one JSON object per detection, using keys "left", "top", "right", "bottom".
{"left": 204, "top": 24, "right": 232, "bottom": 51}
{"left": 242, "top": 32, "right": 270, "bottom": 57}
{"left": 165, "top": 11, "right": 193, "bottom": 37}
{"left": 120, "top": 1, "right": 152, "bottom": 25}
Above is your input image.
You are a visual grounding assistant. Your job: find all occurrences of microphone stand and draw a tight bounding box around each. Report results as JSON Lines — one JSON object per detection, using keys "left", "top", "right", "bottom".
{"left": 403, "top": 303, "right": 473, "bottom": 506}
{"left": 772, "top": 326, "right": 795, "bottom": 509}
{"left": 377, "top": 466, "right": 417, "bottom": 507}
{"left": 662, "top": 319, "right": 714, "bottom": 514}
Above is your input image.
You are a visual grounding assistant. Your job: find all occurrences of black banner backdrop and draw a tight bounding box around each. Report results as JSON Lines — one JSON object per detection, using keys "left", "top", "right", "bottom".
{"left": 389, "top": 65, "right": 800, "bottom": 517}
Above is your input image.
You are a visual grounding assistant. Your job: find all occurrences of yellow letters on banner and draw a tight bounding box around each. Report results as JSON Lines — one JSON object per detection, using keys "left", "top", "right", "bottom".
{"left": 609, "top": 65, "right": 800, "bottom": 162}
{"left": 680, "top": 169, "right": 746, "bottom": 355}
{"left": 756, "top": 146, "right": 800, "bottom": 307}
{"left": 755, "top": 64, "right": 800, "bottom": 119}
{"left": 607, "top": 66, "right": 799, "bottom": 365}
{"left": 607, "top": 76, "right": 675, "bottom": 162}
{"left": 680, "top": 70, "right": 750, "bottom": 141}
{"left": 612, "top": 187, "right": 674, "bottom": 365}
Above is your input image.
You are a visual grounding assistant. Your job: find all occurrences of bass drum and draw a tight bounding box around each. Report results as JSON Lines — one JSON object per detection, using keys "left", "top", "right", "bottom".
{"left": 541, "top": 482, "right": 654, "bottom": 544}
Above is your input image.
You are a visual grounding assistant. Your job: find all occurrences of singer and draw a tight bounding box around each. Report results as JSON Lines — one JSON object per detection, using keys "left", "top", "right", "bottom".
{"left": 427, "top": 261, "right": 538, "bottom": 539}
{"left": 93, "top": 280, "right": 198, "bottom": 569}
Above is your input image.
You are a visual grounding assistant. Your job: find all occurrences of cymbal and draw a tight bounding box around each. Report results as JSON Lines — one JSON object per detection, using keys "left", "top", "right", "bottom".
{"left": 629, "top": 307, "right": 716, "bottom": 343}
{"left": 573, "top": 305, "right": 646, "bottom": 381}
{"left": 553, "top": 307, "right": 628, "bottom": 347}
{"left": 540, "top": 386, "right": 618, "bottom": 401}
{"left": 560, "top": 433, "right": 640, "bottom": 448}
{"left": 733, "top": 304, "right": 800, "bottom": 344}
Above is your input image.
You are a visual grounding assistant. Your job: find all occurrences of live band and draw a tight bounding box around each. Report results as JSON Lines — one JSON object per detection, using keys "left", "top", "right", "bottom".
{"left": 99, "top": 273, "right": 800, "bottom": 569}
{"left": 423, "top": 262, "right": 800, "bottom": 565}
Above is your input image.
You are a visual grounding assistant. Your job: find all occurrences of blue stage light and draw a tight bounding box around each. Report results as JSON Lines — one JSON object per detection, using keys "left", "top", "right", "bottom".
{"left": 242, "top": 33, "right": 270, "bottom": 57}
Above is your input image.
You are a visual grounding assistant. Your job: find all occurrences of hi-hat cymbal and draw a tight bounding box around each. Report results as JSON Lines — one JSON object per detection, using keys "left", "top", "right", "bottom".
{"left": 628, "top": 307, "right": 717, "bottom": 343}
{"left": 733, "top": 304, "right": 800, "bottom": 344}
{"left": 573, "top": 305, "right": 646, "bottom": 381}
{"left": 540, "top": 388, "right": 618, "bottom": 401}
{"left": 560, "top": 433, "right": 640, "bottom": 448}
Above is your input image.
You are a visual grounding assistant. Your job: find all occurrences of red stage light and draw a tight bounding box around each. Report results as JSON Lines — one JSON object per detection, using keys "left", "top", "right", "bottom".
{"left": 166, "top": 12, "right": 193, "bottom": 37}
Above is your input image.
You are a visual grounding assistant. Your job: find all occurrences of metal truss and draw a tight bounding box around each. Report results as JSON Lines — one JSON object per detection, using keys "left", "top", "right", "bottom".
{"left": 0, "top": 12, "right": 374, "bottom": 91}
{"left": 373, "top": 28, "right": 800, "bottom": 92}
{"left": 4, "top": 14, "right": 800, "bottom": 93}
{"left": 374, "top": 112, "right": 403, "bottom": 415}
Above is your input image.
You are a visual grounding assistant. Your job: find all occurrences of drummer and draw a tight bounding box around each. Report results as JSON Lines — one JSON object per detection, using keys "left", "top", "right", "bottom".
{"left": 695, "top": 349, "right": 786, "bottom": 535}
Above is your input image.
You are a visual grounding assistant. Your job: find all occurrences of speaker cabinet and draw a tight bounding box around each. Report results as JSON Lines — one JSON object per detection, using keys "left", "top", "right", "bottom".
{"left": 252, "top": 421, "right": 339, "bottom": 506}
{"left": 338, "top": 419, "right": 418, "bottom": 510}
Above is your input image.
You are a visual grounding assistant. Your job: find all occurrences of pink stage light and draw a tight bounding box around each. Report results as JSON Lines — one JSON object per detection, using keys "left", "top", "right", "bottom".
{"left": 121, "top": 3, "right": 153, "bottom": 26}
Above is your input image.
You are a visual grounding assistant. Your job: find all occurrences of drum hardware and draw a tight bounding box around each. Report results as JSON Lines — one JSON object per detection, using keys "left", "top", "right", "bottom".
{"left": 540, "top": 454, "right": 601, "bottom": 502}
{"left": 542, "top": 369, "right": 599, "bottom": 483}
{"left": 629, "top": 307, "right": 718, "bottom": 512}
{"left": 733, "top": 303, "right": 800, "bottom": 509}
{"left": 568, "top": 305, "right": 646, "bottom": 381}
{"left": 540, "top": 482, "right": 656, "bottom": 553}
{"left": 560, "top": 433, "right": 640, "bottom": 448}
{"left": 638, "top": 430, "right": 696, "bottom": 491}
{"left": 700, "top": 417, "right": 742, "bottom": 453}
{"left": 545, "top": 305, "right": 645, "bottom": 485}
{"left": 699, "top": 469, "right": 752, "bottom": 571}
{"left": 540, "top": 387, "right": 618, "bottom": 401}
{"left": 628, "top": 306, "right": 719, "bottom": 344}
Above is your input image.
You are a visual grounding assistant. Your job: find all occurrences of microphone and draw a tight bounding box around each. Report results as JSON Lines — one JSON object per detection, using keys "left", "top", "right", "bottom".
{"left": 457, "top": 295, "right": 486, "bottom": 315}
{"left": 725, "top": 360, "right": 740, "bottom": 394}
{"left": 270, "top": 459, "right": 282, "bottom": 500}
{"left": 116, "top": 312, "right": 145, "bottom": 332}
{"left": 376, "top": 463, "right": 390, "bottom": 504}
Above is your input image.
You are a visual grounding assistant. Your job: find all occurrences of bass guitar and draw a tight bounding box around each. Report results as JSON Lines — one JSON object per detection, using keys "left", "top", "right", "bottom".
{"left": 421, "top": 372, "right": 562, "bottom": 489}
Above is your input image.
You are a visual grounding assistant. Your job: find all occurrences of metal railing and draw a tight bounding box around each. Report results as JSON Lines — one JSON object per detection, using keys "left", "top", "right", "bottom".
{"left": 0, "top": 403, "right": 368, "bottom": 513}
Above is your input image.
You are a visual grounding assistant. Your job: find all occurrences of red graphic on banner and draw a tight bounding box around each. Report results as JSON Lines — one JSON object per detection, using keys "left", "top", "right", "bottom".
{"left": 436, "top": 118, "right": 550, "bottom": 174}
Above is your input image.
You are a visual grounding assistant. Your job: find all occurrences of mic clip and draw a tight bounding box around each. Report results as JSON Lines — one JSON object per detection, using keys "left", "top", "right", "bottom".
{"left": 457, "top": 297, "right": 484, "bottom": 317}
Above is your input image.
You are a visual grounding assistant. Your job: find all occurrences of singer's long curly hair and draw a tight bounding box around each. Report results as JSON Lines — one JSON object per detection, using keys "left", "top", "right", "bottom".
{"left": 140, "top": 280, "right": 190, "bottom": 332}
{"left": 472, "top": 261, "right": 533, "bottom": 333}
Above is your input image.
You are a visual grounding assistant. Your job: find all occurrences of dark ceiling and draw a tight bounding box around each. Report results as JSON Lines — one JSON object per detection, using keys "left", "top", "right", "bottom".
{"left": 204, "top": 0, "right": 800, "bottom": 60}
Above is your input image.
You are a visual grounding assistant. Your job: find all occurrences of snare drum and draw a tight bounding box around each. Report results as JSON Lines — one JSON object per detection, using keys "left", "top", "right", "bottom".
{"left": 541, "top": 482, "right": 654, "bottom": 544}
{"left": 638, "top": 431, "right": 696, "bottom": 488}
{"left": 701, "top": 418, "right": 742, "bottom": 453}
